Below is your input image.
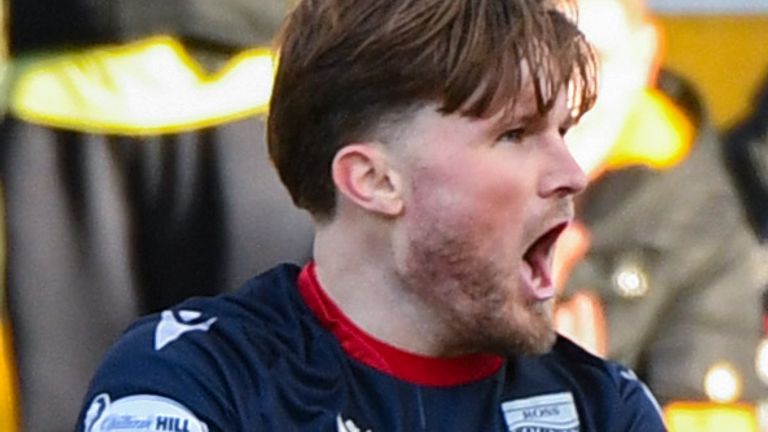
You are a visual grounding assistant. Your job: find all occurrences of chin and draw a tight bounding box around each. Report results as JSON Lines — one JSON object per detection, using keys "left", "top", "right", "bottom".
{"left": 505, "top": 331, "right": 557, "bottom": 357}
{"left": 511, "top": 307, "right": 558, "bottom": 355}
{"left": 478, "top": 317, "right": 557, "bottom": 357}
{"left": 523, "top": 329, "right": 558, "bottom": 355}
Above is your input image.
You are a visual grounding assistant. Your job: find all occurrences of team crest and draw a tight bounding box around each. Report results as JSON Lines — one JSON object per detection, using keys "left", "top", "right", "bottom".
{"left": 501, "top": 392, "right": 580, "bottom": 432}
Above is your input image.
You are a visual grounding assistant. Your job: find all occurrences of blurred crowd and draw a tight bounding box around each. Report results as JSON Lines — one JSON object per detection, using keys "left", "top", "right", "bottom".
{"left": 0, "top": 0, "right": 767, "bottom": 430}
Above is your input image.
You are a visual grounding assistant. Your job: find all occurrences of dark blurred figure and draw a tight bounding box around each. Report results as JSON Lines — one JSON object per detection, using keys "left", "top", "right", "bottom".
{"left": 723, "top": 70, "right": 768, "bottom": 243}
{"left": 561, "top": 0, "right": 766, "bottom": 405}
{"left": 1, "top": 1, "right": 314, "bottom": 430}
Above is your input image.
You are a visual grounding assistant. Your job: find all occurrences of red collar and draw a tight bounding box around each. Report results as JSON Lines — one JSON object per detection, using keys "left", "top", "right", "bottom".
{"left": 297, "top": 262, "right": 503, "bottom": 387}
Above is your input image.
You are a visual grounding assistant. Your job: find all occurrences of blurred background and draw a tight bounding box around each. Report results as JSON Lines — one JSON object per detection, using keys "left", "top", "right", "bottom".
{"left": 1, "top": 0, "right": 768, "bottom": 431}
{"left": 650, "top": 0, "right": 768, "bottom": 130}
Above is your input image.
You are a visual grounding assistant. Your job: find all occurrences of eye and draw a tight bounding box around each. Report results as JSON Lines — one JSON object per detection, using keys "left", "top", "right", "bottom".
{"left": 499, "top": 128, "right": 526, "bottom": 143}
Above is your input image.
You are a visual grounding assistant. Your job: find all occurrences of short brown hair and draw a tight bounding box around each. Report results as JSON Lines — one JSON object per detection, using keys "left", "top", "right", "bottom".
{"left": 268, "top": 0, "right": 597, "bottom": 220}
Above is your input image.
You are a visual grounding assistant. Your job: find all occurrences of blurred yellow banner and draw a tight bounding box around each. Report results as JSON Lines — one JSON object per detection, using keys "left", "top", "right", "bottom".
{"left": 665, "top": 401, "right": 757, "bottom": 432}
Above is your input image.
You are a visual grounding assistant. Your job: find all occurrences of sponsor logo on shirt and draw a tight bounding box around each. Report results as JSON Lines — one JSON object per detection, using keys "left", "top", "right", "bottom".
{"left": 501, "top": 392, "right": 580, "bottom": 432}
{"left": 83, "top": 393, "right": 209, "bottom": 432}
{"left": 154, "top": 310, "right": 217, "bottom": 351}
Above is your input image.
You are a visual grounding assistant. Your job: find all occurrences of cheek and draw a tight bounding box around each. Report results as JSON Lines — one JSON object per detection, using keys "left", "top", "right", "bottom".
{"left": 410, "top": 159, "right": 530, "bottom": 220}
{"left": 407, "top": 164, "right": 533, "bottom": 266}
{"left": 407, "top": 165, "right": 466, "bottom": 224}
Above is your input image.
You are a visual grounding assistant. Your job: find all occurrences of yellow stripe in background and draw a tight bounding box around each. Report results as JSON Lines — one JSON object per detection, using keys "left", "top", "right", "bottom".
{"left": 11, "top": 36, "right": 275, "bottom": 135}
{"left": 658, "top": 14, "right": 768, "bottom": 129}
{"left": 0, "top": 183, "right": 18, "bottom": 432}
{"left": 0, "top": 319, "right": 18, "bottom": 432}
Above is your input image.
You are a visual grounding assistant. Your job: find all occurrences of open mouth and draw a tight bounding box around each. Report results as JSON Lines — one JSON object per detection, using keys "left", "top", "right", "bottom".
{"left": 522, "top": 222, "right": 569, "bottom": 300}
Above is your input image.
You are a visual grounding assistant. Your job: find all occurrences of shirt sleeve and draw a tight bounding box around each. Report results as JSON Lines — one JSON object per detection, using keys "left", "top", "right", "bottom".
{"left": 612, "top": 364, "right": 668, "bottom": 431}
{"left": 75, "top": 312, "right": 239, "bottom": 432}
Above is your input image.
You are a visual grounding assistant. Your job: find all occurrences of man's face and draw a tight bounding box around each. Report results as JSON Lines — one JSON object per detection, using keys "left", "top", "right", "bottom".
{"left": 390, "top": 83, "right": 587, "bottom": 356}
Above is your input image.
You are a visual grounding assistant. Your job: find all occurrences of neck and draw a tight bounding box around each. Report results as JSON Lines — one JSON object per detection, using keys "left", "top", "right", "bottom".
{"left": 313, "top": 219, "right": 452, "bottom": 356}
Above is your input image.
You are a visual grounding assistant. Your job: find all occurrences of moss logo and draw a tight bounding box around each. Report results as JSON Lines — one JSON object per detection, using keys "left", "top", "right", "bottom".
{"left": 501, "top": 392, "right": 580, "bottom": 432}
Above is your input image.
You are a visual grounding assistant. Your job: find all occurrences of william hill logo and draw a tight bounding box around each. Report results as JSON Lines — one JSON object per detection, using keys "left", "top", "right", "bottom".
{"left": 501, "top": 392, "right": 580, "bottom": 432}
{"left": 155, "top": 416, "right": 193, "bottom": 432}
{"left": 100, "top": 415, "right": 193, "bottom": 431}
{"left": 84, "top": 393, "right": 209, "bottom": 432}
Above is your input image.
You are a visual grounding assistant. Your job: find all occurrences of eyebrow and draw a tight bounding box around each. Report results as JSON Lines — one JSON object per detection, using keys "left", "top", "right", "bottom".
{"left": 496, "top": 108, "right": 545, "bottom": 129}
{"left": 494, "top": 105, "right": 576, "bottom": 133}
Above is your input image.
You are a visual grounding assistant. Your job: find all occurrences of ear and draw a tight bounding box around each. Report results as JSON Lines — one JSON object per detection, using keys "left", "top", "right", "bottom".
{"left": 331, "top": 143, "right": 404, "bottom": 217}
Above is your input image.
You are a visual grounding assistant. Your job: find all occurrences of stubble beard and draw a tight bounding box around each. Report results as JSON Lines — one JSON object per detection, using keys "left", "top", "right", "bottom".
{"left": 398, "top": 222, "right": 557, "bottom": 357}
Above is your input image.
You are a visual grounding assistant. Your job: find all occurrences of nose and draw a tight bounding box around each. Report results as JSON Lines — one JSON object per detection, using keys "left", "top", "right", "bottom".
{"left": 539, "top": 137, "right": 588, "bottom": 198}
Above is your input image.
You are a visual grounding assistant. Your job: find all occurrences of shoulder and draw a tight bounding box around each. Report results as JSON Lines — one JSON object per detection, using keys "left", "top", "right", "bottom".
{"left": 118, "top": 263, "right": 304, "bottom": 357}
{"left": 78, "top": 264, "right": 306, "bottom": 431}
{"left": 548, "top": 336, "right": 658, "bottom": 401}
{"left": 542, "top": 336, "right": 667, "bottom": 431}
{"left": 547, "top": 334, "right": 616, "bottom": 371}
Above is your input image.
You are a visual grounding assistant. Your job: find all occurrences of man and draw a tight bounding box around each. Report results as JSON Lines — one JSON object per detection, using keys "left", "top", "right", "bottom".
{"left": 77, "top": 0, "right": 666, "bottom": 430}
{"left": 562, "top": 0, "right": 766, "bottom": 403}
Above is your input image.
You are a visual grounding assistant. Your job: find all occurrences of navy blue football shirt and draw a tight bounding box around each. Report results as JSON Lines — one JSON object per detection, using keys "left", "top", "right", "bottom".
{"left": 77, "top": 263, "right": 667, "bottom": 431}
